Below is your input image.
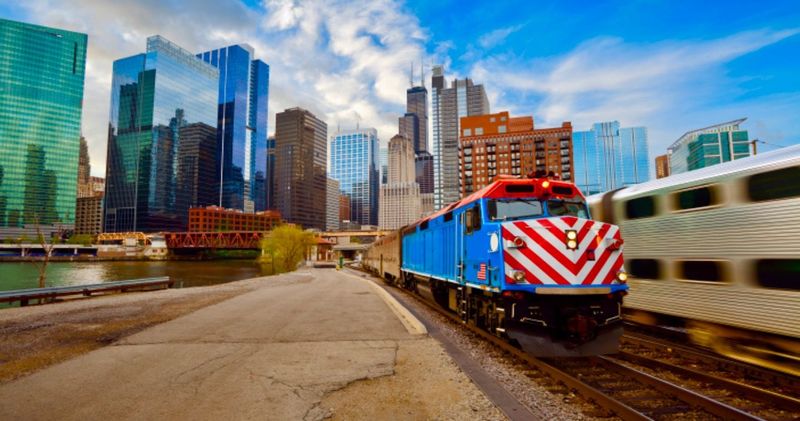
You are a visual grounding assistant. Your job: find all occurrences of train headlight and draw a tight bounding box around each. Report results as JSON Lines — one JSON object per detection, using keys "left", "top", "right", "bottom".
{"left": 512, "top": 271, "right": 526, "bottom": 283}
{"left": 489, "top": 232, "right": 500, "bottom": 252}
{"left": 616, "top": 270, "right": 628, "bottom": 283}
{"left": 566, "top": 230, "right": 577, "bottom": 240}
{"left": 541, "top": 180, "right": 550, "bottom": 188}
{"left": 566, "top": 239, "right": 578, "bottom": 250}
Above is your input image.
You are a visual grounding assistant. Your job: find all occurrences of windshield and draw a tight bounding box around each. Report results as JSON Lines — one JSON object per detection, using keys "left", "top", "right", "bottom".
{"left": 547, "top": 200, "right": 589, "bottom": 218}
{"left": 489, "top": 199, "right": 544, "bottom": 221}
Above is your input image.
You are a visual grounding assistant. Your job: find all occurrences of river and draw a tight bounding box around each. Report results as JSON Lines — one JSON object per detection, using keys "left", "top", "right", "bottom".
{"left": 0, "top": 260, "right": 273, "bottom": 293}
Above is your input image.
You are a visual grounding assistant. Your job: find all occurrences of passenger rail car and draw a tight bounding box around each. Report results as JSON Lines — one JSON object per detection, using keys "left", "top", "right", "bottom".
{"left": 588, "top": 145, "right": 800, "bottom": 375}
{"left": 365, "top": 177, "right": 629, "bottom": 356}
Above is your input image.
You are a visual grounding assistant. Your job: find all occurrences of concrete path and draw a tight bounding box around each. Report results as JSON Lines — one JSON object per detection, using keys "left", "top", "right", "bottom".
{"left": 0, "top": 269, "right": 427, "bottom": 420}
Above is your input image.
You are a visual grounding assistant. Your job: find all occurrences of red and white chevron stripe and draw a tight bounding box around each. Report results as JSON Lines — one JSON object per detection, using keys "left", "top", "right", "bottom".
{"left": 502, "top": 216, "right": 624, "bottom": 286}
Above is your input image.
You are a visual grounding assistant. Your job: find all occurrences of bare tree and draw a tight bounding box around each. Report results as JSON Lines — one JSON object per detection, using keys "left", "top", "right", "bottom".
{"left": 28, "top": 213, "right": 56, "bottom": 289}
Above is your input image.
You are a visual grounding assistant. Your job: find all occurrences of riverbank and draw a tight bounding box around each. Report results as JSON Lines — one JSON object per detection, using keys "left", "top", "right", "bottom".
{"left": 0, "top": 275, "right": 268, "bottom": 383}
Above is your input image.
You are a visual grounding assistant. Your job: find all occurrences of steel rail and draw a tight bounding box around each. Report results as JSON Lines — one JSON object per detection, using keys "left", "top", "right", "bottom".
{"left": 615, "top": 351, "right": 800, "bottom": 411}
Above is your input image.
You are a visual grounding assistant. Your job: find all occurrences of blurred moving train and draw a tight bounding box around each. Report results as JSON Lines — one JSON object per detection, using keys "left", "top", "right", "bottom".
{"left": 588, "top": 144, "right": 800, "bottom": 375}
{"left": 364, "top": 176, "right": 629, "bottom": 356}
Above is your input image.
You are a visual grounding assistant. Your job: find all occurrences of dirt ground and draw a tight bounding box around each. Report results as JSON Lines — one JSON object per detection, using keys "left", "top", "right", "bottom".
{"left": 0, "top": 278, "right": 263, "bottom": 384}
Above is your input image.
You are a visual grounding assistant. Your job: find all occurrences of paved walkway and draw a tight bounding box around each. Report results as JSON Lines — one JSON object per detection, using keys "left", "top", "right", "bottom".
{"left": 0, "top": 269, "right": 428, "bottom": 420}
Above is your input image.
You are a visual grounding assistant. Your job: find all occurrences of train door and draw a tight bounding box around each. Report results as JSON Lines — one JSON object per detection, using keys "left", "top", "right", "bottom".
{"left": 462, "top": 203, "right": 489, "bottom": 286}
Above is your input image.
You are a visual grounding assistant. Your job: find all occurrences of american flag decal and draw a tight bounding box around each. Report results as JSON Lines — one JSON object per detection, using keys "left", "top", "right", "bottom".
{"left": 477, "top": 263, "right": 487, "bottom": 280}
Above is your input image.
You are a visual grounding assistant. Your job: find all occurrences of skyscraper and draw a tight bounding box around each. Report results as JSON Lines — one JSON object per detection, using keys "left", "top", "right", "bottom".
{"left": 460, "top": 112, "right": 573, "bottom": 195}
{"left": 266, "top": 135, "right": 276, "bottom": 209}
{"left": 104, "top": 35, "right": 219, "bottom": 232}
{"left": 380, "top": 135, "right": 421, "bottom": 229}
{"left": 431, "top": 66, "right": 490, "bottom": 210}
{"left": 197, "top": 44, "right": 269, "bottom": 212}
{"left": 401, "top": 85, "right": 428, "bottom": 154}
{"left": 380, "top": 146, "right": 388, "bottom": 185}
{"left": 668, "top": 118, "right": 750, "bottom": 175}
{"left": 0, "top": 19, "right": 87, "bottom": 238}
{"left": 572, "top": 121, "right": 650, "bottom": 195}
{"left": 330, "top": 128, "right": 380, "bottom": 226}
{"left": 325, "top": 178, "right": 340, "bottom": 231}
{"left": 274, "top": 107, "right": 328, "bottom": 230}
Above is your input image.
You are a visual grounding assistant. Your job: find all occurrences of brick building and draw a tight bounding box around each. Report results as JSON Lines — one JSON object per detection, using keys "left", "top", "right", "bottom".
{"left": 459, "top": 111, "right": 573, "bottom": 196}
{"left": 188, "top": 206, "right": 281, "bottom": 232}
{"left": 655, "top": 154, "right": 670, "bottom": 179}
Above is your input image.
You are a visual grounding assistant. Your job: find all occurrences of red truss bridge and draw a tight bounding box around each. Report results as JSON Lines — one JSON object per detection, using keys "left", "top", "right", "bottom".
{"left": 166, "top": 232, "right": 265, "bottom": 250}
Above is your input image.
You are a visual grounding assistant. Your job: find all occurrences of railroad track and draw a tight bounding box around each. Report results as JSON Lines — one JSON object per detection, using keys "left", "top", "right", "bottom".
{"left": 347, "top": 266, "right": 800, "bottom": 420}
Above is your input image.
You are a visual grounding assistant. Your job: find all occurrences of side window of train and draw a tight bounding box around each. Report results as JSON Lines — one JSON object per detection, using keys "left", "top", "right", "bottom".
{"left": 677, "top": 260, "right": 726, "bottom": 283}
{"left": 627, "top": 259, "right": 661, "bottom": 279}
{"left": 671, "top": 185, "right": 720, "bottom": 211}
{"left": 465, "top": 205, "right": 482, "bottom": 234}
{"left": 755, "top": 259, "right": 800, "bottom": 290}
{"left": 747, "top": 166, "right": 800, "bottom": 202}
{"left": 625, "top": 196, "right": 656, "bottom": 220}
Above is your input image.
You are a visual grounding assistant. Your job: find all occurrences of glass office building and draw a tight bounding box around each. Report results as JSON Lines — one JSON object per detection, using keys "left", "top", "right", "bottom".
{"left": 197, "top": 45, "right": 269, "bottom": 212}
{"left": 330, "top": 129, "right": 380, "bottom": 226}
{"left": 573, "top": 121, "right": 650, "bottom": 195}
{"left": 104, "top": 36, "right": 219, "bottom": 232}
{"left": 0, "top": 19, "right": 87, "bottom": 233}
{"left": 668, "top": 118, "right": 750, "bottom": 175}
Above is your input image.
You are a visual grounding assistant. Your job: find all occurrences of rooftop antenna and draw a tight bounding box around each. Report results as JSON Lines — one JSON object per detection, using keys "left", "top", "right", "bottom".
{"left": 420, "top": 58, "right": 424, "bottom": 88}
{"left": 409, "top": 62, "right": 414, "bottom": 88}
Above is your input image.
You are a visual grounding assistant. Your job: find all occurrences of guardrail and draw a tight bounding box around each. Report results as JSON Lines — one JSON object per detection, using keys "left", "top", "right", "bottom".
{"left": 0, "top": 277, "right": 173, "bottom": 307}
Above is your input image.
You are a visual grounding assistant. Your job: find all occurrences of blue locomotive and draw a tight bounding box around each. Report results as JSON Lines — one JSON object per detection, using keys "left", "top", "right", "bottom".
{"left": 363, "top": 177, "right": 629, "bottom": 356}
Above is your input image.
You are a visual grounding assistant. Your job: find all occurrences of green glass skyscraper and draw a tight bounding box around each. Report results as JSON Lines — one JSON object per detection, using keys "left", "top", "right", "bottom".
{"left": 0, "top": 19, "right": 87, "bottom": 237}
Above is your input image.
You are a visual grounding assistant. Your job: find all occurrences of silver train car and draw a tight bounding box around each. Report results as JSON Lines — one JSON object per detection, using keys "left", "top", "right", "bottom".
{"left": 588, "top": 144, "right": 800, "bottom": 375}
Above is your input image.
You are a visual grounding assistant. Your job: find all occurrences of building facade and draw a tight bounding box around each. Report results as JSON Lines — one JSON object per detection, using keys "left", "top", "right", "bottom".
{"left": 326, "top": 178, "right": 340, "bottom": 231}
{"left": 0, "top": 19, "right": 87, "bottom": 238}
{"left": 266, "top": 136, "right": 276, "bottom": 209}
{"left": 572, "top": 121, "right": 650, "bottom": 195}
{"left": 431, "top": 66, "right": 490, "bottom": 209}
{"left": 655, "top": 154, "right": 670, "bottom": 179}
{"left": 188, "top": 206, "right": 280, "bottom": 232}
{"left": 380, "top": 135, "right": 421, "bottom": 230}
{"left": 330, "top": 128, "right": 380, "bottom": 226}
{"left": 668, "top": 118, "right": 750, "bottom": 175}
{"left": 274, "top": 107, "right": 328, "bottom": 230}
{"left": 401, "top": 85, "right": 428, "bottom": 154}
{"left": 380, "top": 146, "right": 388, "bottom": 185}
{"left": 197, "top": 44, "right": 269, "bottom": 212}
{"left": 339, "top": 194, "right": 351, "bottom": 224}
{"left": 75, "top": 196, "right": 103, "bottom": 235}
{"left": 104, "top": 36, "right": 219, "bottom": 233}
{"left": 460, "top": 112, "right": 573, "bottom": 196}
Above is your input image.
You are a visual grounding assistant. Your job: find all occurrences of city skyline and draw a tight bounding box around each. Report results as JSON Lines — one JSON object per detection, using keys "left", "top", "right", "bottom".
{"left": 2, "top": 1, "right": 798, "bottom": 178}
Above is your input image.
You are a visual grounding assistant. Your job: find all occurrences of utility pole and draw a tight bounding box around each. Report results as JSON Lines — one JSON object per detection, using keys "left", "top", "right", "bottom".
{"left": 749, "top": 138, "right": 760, "bottom": 155}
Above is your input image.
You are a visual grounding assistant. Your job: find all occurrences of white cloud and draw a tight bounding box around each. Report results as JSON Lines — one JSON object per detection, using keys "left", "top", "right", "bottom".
{"left": 13, "top": 0, "right": 427, "bottom": 176}
{"left": 478, "top": 23, "right": 524, "bottom": 49}
{"left": 471, "top": 28, "right": 800, "bottom": 155}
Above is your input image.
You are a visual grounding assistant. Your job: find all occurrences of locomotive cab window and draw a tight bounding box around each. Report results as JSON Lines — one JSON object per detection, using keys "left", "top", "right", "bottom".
{"left": 488, "top": 199, "right": 543, "bottom": 221}
{"left": 747, "top": 166, "right": 800, "bottom": 202}
{"left": 465, "top": 206, "right": 482, "bottom": 234}
{"left": 677, "top": 260, "right": 726, "bottom": 283}
{"left": 547, "top": 199, "right": 589, "bottom": 219}
{"left": 671, "top": 185, "right": 720, "bottom": 211}
{"left": 625, "top": 196, "right": 656, "bottom": 220}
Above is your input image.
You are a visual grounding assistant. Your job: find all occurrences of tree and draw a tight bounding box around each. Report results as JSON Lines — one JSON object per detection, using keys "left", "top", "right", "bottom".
{"left": 66, "top": 234, "right": 94, "bottom": 246}
{"left": 259, "top": 224, "right": 314, "bottom": 274}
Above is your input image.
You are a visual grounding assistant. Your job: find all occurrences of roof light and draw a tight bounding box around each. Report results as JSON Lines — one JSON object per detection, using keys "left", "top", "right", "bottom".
{"left": 541, "top": 180, "right": 550, "bottom": 188}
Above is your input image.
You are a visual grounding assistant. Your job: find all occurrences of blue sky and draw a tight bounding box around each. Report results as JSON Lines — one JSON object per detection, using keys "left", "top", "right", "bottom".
{"left": 2, "top": 0, "right": 799, "bottom": 175}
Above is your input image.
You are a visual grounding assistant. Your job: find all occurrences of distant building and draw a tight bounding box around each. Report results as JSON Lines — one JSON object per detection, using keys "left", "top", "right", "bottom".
{"left": 668, "top": 118, "right": 750, "bottom": 175}
{"left": 326, "top": 178, "right": 340, "bottom": 231}
{"left": 75, "top": 196, "right": 103, "bottom": 235}
{"left": 0, "top": 19, "right": 87, "bottom": 239}
{"left": 104, "top": 35, "right": 219, "bottom": 233}
{"left": 266, "top": 136, "right": 276, "bottom": 209}
{"left": 431, "top": 66, "right": 490, "bottom": 209}
{"left": 655, "top": 154, "right": 670, "bottom": 179}
{"left": 415, "top": 151, "right": 434, "bottom": 194}
{"left": 380, "top": 146, "right": 388, "bottom": 184}
{"left": 330, "top": 128, "right": 380, "bottom": 226}
{"left": 274, "top": 107, "right": 328, "bottom": 230}
{"left": 77, "top": 137, "right": 92, "bottom": 198}
{"left": 459, "top": 111, "right": 573, "bottom": 196}
{"left": 188, "top": 206, "right": 280, "bottom": 232}
{"left": 380, "top": 135, "right": 421, "bottom": 229}
{"left": 572, "top": 121, "right": 650, "bottom": 195}
{"left": 339, "top": 194, "right": 351, "bottom": 225}
{"left": 198, "top": 44, "right": 269, "bottom": 212}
